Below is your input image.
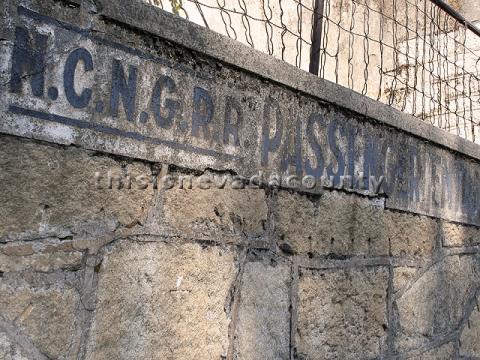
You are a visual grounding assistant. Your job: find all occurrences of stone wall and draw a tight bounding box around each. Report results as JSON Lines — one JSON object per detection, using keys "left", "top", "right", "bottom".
{"left": 2, "top": 134, "right": 480, "bottom": 359}
{"left": 1, "top": 0, "right": 480, "bottom": 359}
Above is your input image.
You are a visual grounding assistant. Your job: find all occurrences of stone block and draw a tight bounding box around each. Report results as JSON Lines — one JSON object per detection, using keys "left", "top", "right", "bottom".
{"left": 274, "top": 191, "right": 316, "bottom": 254}
{"left": 274, "top": 191, "right": 389, "bottom": 256}
{"left": 0, "top": 332, "right": 29, "bottom": 360}
{"left": 393, "top": 266, "right": 419, "bottom": 293}
{"left": 0, "top": 282, "right": 80, "bottom": 359}
{"left": 405, "top": 342, "right": 456, "bottom": 359}
{"left": 385, "top": 211, "right": 438, "bottom": 257}
{"left": 442, "top": 221, "right": 480, "bottom": 248}
{"left": 0, "top": 251, "right": 84, "bottom": 273}
{"left": 395, "top": 255, "right": 480, "bottom": 352}
{"left": 315, "top": 192, "right": 388, "bottom": 256}
{"left": 459, "top": 297, "right": 480, "bottom": 357}
{"left": 296, "top": 266, "right": 389, "bottom": 360}
{"left": 234, "top": 259, "right": 291, "bottom": 359}
{"left": 0, "top": 135, "right": 154, "bottom": 240}
{"left": 0, "top": 244, "right": 34, "bottom": 256}
{"left": 162, "top": 187, "right": 267, "bottom": 241}
{"left": 85, "top": 240, "right": 237, "bottom": 359}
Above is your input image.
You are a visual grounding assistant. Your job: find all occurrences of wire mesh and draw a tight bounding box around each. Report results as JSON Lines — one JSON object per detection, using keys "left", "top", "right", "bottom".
{"left": 145, "top": 0, "right": 480, "bottom": 143}
{"left": 146, "top": 0, "right": 316, "bottom": 70}
{"left": 319, "top": 0, "right": 480, "bottom": 143}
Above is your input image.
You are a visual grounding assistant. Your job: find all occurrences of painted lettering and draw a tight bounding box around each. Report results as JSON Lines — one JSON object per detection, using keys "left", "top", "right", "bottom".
{"left": 305, "top": 112, "right": 325, "bottom": 178}
{"left": 10, "top": 26, "right": 47, "bottom": 97}
{"left": 191, "top": 86, "right": 214, "bottom": 140}
{"left": 63, "top": 48, "right": 93, "bottom": 108}
{"left": 326, "top": 120, "right": 345, "bottom": 187}
{"left": 261, "top": 97, "right": 283, "bottom": 166}
{"left": 151, "top": 74, "right": 179, "bottom": 128}
{"left": 223, "top": 96, "right": 242, "bottom": 146}
{"left": 281, "top": 119, "right": 303, "bottom": 176}
{"left": 110, "top": 59, "right": 137, "bottom": 122}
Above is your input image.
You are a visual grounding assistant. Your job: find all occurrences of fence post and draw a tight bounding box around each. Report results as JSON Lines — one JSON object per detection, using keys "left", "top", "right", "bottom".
{"left": 309, "top": 0, "right": 325, "bottom": 75}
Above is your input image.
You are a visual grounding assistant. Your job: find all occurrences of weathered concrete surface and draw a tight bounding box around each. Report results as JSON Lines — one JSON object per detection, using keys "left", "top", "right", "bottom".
{"left": 2, "top": 0, "right": 480, "bottom": 226}
{"left": 296, "top": 267, "right": 389, "bottom": 360}
{"left": 101, "top": 0, "right": 480, "bottom": 163}
{"left": 85, "top": 240, "right": 237, "bottom": 359}
{"left": 146, "top": 0, "right": 480, "bottom": 144}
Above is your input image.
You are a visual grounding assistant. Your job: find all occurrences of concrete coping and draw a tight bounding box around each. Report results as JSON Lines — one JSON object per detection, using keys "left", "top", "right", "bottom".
{"left": 94, "top": 0, "right": 480, "bottom": 162}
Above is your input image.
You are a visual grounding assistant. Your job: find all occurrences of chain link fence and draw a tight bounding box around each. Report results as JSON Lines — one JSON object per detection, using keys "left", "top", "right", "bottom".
{"left": 145, "top": 0, "right": 480, "bottom": 143}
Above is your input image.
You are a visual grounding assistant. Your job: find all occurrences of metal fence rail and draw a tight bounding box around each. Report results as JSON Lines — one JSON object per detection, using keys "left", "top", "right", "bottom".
{"left": 146, "top": 0, "right": 480, "bottom": 143}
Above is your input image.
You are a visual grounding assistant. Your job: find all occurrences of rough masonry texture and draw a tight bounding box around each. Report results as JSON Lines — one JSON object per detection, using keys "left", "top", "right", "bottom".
{"left": 0, "top": 0, "right": 479, "bottom": 359}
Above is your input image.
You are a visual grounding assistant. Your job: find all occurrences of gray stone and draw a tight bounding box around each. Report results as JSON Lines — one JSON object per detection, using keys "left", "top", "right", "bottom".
{"left": 85, "top": 240, "right": 237, "bottom": 360}
{"left": 395, "top": 254, "right": 480, "bottom": 352}
{"left": 0, "top": 136, "right": 154, "bottom": 241}
{"left": 296, "top": 266, "right": 389, "bottom": 360}
{"left": 442, "top": 221, "right": 480, "bottom": 248}
{"left": 162, "top": 187, "right": 268, "bottom": 242}
{"left": 405, "top": 342, "right": 456, "bottom": 360}
{"left": 234, "top": 259, "right": 291, "bottom": 359}
{"left": 393, "top": 266, "right": 419, "bottom": 293}
{"left": 0, "top": 282, "right": 80, "bottom": 359}
{"left": 0, "top": 332, "right": 29, "bottom": 360}
{"left": 459, "top": 296, "right": 480, "bottom": 357}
